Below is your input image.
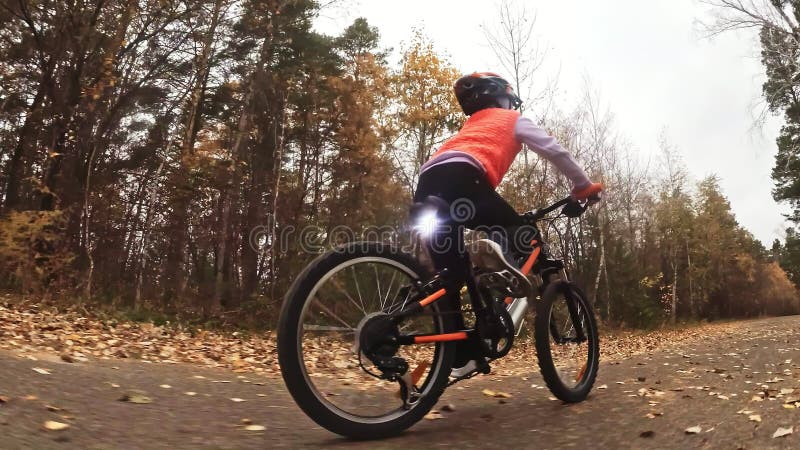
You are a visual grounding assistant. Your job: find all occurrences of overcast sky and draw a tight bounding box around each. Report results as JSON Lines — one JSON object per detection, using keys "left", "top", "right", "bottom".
{"left": 314, "top": 0, "right": 791, "bottom": 245}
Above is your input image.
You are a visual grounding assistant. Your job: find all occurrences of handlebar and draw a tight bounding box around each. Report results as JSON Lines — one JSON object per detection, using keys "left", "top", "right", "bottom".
{"left": 538, "top": 197, "right": 572, "bottom": 216}
{"left": 522, "top": 197, "right": 572, "bottom": 223}
{"left": 522, "top": 195, "right": 598, "bottom": 224}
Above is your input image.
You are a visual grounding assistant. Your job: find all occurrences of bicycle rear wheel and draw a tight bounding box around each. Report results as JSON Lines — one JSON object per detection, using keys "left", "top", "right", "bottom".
{"left": 534, "top": 280, "right": 599, "bottom": 402}
{"left": 277, "top": 242, "right": 457, "bottom": 439}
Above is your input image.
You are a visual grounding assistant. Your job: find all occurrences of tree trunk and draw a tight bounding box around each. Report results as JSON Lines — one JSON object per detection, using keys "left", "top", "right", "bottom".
{"left": 163, "top": 0, "right": 225, "bottom": 303}
{"left": 686, "top": 239, "right": 693, "bottom": 317}
{"left": 229, "top": 17, "right": 278, "bottom": 304}
{"left": 671, "top": 258, "right": 678, "bottom": 325}
{"left": 268, "top": 100, "right": 288, "bottom": 302}
{"left": 594, "top": 222, "right": 607, "bottom": 319}
{"left": 135, "top": 156, "right": 168, "bottom": 309}
{"left": 3, "top": 85, "right": 45, "bottom": 212}
{"left": 212, "top": 191, "right": 231, "bottom": 313}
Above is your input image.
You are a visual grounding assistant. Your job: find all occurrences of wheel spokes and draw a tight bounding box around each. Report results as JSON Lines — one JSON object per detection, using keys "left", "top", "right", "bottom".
{"left": 299, "top": 258, "right": 441, "bottom": 419}
{"left": 311, "top": 298, "right": 356, "bottom": 330}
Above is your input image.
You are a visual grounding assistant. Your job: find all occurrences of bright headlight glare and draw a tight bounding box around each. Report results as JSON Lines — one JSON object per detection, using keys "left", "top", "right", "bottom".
{"left": 414, "top": 210, "right": 439, "bottom": 238}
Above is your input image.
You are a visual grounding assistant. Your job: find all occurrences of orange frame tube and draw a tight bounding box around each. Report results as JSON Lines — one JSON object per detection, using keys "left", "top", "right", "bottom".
{"left": 505, "top": 240, "right": 540, "bottom": 304}
{"left": 413, "top": 332, "right": 468, "bottom": 343}
{"left": 418, "top": 288, "right": 446, "bottom": 307}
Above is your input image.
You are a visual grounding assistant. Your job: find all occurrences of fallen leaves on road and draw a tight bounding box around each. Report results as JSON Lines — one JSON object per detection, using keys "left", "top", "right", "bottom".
{"left": 230, "top": 397, "right": 246, "bottom": 402}
{"left": 43, "top": 420, "right": 69, "bottom": 431}
{"left": 772, "top": 427, "right": 792, "bottom": 438}
{"left": 748, "top": 414, "right": 761, "bottom": 423}
{"left": 440, "top": 404, "right": 456, "bottom": 412}
{"left": 118, "top": 392, "right": 152, "bottom": 404}
{"left": 0, "top": 302, "right": 278, "bottom": 375}
{"left": 0, "top": 300, "right": 749, "bottom": 380}
{"left": 481, "top": 389, "right": 512, "bottom": 399}
{"left": 159, "top": 384, "right": 171, "bottom": 389}
{"left": 685, "top": 425, "right": 702, "bottom": 434}
{"left": 424, "top": 410, "right": 443, "bottom": 420}
{"left": 243, "top": 424, "right": 266, "bottom": 431}
{"left": 32, "top": 367, "right": 51, "bottom": 375}
{"left": 185, "top": 391, "right": 197, "bottom": 396}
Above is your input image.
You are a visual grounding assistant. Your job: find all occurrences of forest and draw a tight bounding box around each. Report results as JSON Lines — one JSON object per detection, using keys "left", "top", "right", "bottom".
{"left": 1, "top": 0, "right": 799, "bottom": 328}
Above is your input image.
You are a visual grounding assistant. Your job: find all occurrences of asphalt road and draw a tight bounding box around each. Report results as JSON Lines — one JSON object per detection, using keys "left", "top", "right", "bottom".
{"left": 1, "top": 316, "right": 799, "bottom": 449}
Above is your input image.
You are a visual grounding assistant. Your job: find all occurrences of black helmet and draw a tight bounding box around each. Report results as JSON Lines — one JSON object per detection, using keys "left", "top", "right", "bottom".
{"left": 454, "top": 72, "right": 523, "bottom": 116}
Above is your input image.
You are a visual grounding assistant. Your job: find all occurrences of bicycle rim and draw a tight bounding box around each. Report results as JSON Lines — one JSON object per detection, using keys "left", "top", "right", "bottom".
{"left": 295, "top": 256, "right": 447, "bottom": 422}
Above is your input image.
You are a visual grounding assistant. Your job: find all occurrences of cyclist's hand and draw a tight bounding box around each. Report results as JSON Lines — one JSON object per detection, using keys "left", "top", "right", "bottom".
{"left": 585, "top": 191, "right": 602, "bottom": 207}
{"left": 571, "top": 182, "right": 603, "bottom": 203}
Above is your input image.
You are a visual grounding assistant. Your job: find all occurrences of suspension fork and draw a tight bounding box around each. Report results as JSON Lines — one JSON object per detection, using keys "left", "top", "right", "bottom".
{"left": 562, "top": 283, "right": 587, "bottom": 342}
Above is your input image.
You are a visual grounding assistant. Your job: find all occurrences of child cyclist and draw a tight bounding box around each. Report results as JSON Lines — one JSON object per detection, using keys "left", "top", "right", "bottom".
{"left": 413, "top": 72, "right": 602, "bottom": 377}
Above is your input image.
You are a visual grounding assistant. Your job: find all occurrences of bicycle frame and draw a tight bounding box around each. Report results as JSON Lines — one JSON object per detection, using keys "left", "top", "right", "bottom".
{"left": 392, "top": 237, "right": 552, "bottom": 346}
{"left": 392, "top": 194, "right": 587, "bottom": 347}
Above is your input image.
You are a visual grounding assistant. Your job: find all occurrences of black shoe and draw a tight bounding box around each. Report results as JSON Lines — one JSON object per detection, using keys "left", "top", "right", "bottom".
{"left": 450, "top": 341, "right": 487, "bottom": 377}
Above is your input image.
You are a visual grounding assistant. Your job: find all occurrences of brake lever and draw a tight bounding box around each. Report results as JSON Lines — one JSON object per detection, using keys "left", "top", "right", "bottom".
{"left": 561, "top": 200, "right": 585, "bottom": 218}
{"left": 520, "top": 209, "right": 541, "bottom": 225}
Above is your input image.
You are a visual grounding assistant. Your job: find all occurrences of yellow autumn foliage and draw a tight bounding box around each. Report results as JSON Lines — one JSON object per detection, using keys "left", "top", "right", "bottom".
{"left": 0, "top": 210, "right": 75, "bottom": 294}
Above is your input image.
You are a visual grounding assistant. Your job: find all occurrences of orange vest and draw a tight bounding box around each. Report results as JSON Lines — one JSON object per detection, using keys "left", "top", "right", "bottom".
{"left": 432, "top": 108, "right": 521, "bottom": 187}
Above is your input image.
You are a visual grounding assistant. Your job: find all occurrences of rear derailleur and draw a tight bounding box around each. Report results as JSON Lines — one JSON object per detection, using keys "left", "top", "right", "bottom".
{"left": 354, "top": 312, "right": 421, "bottom": 409}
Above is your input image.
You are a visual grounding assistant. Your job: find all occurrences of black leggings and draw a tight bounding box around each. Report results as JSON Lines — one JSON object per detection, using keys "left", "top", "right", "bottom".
{"left": 413, "top": 163, "right": 525, "bottom": 280}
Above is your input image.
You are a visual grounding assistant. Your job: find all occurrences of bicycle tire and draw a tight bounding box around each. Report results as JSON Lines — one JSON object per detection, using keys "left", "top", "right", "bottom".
{"left": 534, "top": 280, "right": 599, "bottom": 402}
{"left": 277, "top": 241, "right": 457, "bottom": 439}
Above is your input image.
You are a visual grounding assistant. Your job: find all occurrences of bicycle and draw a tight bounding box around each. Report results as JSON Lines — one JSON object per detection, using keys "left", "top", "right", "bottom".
{"left": 277, "top": 190, "right": 601, "bottom": 439}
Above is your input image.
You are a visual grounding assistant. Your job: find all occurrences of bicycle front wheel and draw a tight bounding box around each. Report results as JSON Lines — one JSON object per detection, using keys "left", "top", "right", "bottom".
{"left": 534, "top": 280, "right": 599, "bottom": 402}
